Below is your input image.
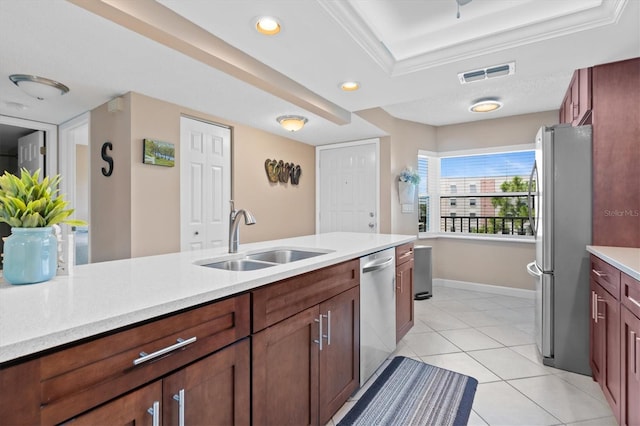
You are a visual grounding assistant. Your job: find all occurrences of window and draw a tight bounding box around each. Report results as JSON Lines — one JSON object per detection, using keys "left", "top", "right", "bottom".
{"left": 418, "top": 149, "right": 535, "bottom": 237}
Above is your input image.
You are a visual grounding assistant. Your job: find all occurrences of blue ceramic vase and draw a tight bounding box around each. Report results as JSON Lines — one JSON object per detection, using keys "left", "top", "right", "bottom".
{"left": 3, "top": 227, "right": 57, "bottom": 285}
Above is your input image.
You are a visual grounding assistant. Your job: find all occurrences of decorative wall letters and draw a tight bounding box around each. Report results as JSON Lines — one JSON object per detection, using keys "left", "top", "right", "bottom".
{"left": 101, "top": 142, "right": 113, "bottom": 177}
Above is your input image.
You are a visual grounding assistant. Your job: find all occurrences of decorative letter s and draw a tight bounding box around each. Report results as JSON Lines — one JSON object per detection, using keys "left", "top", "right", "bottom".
{"left": 101, "top": 142, "right": 113, "bottom": 177}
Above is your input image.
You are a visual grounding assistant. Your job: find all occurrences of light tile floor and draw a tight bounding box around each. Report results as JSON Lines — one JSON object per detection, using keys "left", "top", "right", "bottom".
{"left": 327, "top": 285, "right": 616, "bottom": 426}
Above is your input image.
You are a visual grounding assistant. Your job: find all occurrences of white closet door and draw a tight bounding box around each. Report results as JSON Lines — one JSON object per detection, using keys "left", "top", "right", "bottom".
{"left": 180, "top": 117, "right": 231, "bottom": 251}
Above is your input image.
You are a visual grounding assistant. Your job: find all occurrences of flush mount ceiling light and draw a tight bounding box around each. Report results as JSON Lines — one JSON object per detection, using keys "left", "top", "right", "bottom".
{"left": 340, "top": 81, "right": 360, "bottom": 91}
{"left": 458, "top": 62, "right": 516, "bottom": 84}
{"left": 9, "top": 74, "right": 69, "bottom": 100}
{"left": 277, "top": 115, "right": 308, "bottom": 132}
{"left": 469, "top": 98, "right": 503, "bottom": 113}
{"left": 256, "top": 16, "right": 281, "bottom": 35}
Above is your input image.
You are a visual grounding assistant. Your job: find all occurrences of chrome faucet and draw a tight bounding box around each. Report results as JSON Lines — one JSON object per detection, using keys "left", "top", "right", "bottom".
{"left": 229, "top": 200, "right": 256, "bottom": 253}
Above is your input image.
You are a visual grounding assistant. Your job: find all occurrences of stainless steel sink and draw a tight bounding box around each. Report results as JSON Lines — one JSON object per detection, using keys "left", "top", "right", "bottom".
{"left": 197, "top": 248, "right": 333, "bottom": 271}
{"left": 245, "top": 249, "right": 326, "bottom": 264}
{"left": 201, "top": 259, "right": 274, "bottom": 271}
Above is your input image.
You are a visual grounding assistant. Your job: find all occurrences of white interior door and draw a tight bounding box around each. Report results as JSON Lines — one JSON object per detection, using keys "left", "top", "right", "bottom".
{"left": 317, "top": 139, "right": 379, "bottom": 233}
{"left": 180, "top": 117, "right": 231, "bottom": 251}
{"left": 18, "top": 131, "right": 44, "bottom": 173}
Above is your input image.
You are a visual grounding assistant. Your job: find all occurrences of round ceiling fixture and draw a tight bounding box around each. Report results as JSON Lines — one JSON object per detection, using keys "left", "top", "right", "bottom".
{"left": 256, "top": 17, "right": 281, "bottom": 35}
{"left": 469, "top": 98, "right": 503, "bottom": 113}
{"left": 9, "top": 74, "right": 69, "bottom": 100}
{"left": 340, "top": 81, "right": 360, "bottom": 91}
{"left": 277, "top": 115, "right": 308, "bottom": 132}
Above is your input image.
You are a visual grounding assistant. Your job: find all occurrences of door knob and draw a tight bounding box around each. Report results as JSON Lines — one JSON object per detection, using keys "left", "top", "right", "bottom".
{"left": 194, "top": 231, "right": 199, "bottom": 235}
{"left": 368, "top": 222, "right": 375, "bottom": 229}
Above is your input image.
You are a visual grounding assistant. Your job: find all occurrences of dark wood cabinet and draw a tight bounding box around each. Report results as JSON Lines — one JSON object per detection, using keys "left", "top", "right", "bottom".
{"left": 66, "top": 339, "right": 250, "bottom": 426}
{"left": 395, "top": 243, "right": 414, "bottom": 343}
{"left": 251, "top": 260, "right": 360, "bottom": 426}
{"left": 621, "top": 272, "right": 640, "bottom": 426}
{"left": 621, "top": 305, "right": 640, "bottom": 426}
{"left": 559, "top": 67, "right": 592, "bottom": 126}
{"left": 163, "top": 338, "right": 250, "bottom": 426}
{"left": 590, "top": 279, "right": 621, "bottom": 422}
{"left": 0, "top": 294, "right": 251, "bottom": 425}
{"left": 63, "top": 380, "right": 163, "bottom": 426}
{"left": 591, "top": 58, "right": 640, "bottom": 248}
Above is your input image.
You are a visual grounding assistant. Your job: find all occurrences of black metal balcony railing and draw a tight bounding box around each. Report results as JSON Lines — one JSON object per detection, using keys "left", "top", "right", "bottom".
{"left": 441, "top": 216, "right": 533, "bottom": 236}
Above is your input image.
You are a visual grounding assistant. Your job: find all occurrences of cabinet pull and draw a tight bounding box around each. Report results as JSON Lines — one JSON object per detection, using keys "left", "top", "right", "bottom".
{"left": 314, "top": 315, "right": 323, "bottom": 351}
{"left": 173, "top": 389, "right": 185, "bottom": 426}
{"left": 592, "top": 269, "right": 607, "bottom": 278}
{"left": 133, "top": 337, "right": 197, "bottom": 366}
{"left": 323, "top": 311, "right": 331, "bottom": 346}
{"left": 595, "top": 296, "right": 605, "bottom": 323}
{"left": 147, "top": 401, "right": 160, "bottom": 426}
{"left": 628, "top": 296, "right": 640, "bottom": 310}
{"left": 591, "top": 291, "right": 595, "bottom": 320}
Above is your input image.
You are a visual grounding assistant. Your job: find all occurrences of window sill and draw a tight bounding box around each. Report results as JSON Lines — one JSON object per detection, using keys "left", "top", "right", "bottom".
{"left": 418, "top": 232, "right": 535, "bottom": 244}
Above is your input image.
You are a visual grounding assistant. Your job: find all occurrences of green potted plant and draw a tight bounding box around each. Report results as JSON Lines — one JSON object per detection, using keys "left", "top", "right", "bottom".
{"left": 0, "top": 168, "right": 85, "bottom": 285}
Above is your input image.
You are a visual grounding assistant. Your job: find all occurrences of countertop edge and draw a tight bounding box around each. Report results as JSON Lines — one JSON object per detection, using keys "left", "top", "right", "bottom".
{"left": 586, "top": 245, "right": 640, "bottom": 281}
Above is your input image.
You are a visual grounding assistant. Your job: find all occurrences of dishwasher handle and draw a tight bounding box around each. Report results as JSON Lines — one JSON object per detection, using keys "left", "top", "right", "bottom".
{"left": 362, "top": 257, "right": 394, "bottom": 274}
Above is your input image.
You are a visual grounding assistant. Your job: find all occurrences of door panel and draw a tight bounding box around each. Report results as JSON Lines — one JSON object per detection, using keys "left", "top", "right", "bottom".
{"left": 253, "top": 306, "right": 320, "bottom": 426}
{"left": 180, "top": 117, "right": 230, "bottom": 251}
{"left": 319, "top": 287, "right": 360, "bottom": 425}
{"left": 318, "top": 141, "right": 378, "bottom": 234}
{"left": 18, "top": 130, "right": 44, "bottom": 173}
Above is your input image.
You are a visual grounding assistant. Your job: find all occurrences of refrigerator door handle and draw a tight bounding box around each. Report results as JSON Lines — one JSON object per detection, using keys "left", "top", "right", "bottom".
{"left": 527, "top": 161, "right": 538, "bottom": 235}
{"left": 527, "top": 261, "right": 542, "bottom": 277}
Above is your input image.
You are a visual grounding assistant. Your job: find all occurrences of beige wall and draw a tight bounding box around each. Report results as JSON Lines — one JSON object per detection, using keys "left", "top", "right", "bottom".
{"left": 90, "top": 92, "right": 315, "bottom": 261}
{"left": 426, "top": 238, "right": 535, "bottom": 290}
{"left": 232, "top": 125, "right": 315, "bottom": 243}
{"left": 356, "top": 108, "right": 438, "bottom": 235}
{"left": 90, "top": 93, "right": 132, "bottom": 262}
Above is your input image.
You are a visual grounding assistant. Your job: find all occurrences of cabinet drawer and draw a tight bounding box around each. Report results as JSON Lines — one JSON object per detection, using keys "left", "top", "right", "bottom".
{"left": 395, "top": 242, "right": 414, "bottom": 266}
{"left": 591, "top": 255, "right": 621, "bottom": 299}
{"left": 252, "top": 259, "right": 359, "bottom": 332}
{"left": 622, "top": 273, "right": 640, "bottom": 319}
{"left": 40, "top": 293, "right": 250, "bottom": 425}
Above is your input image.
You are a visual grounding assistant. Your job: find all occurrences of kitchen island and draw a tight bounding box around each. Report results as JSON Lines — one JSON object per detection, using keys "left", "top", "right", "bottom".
{"left": 0, "top": 232, "right": 414, "bottom": 425}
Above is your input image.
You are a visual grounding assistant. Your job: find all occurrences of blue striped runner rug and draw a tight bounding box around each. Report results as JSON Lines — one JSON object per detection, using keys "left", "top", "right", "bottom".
{"left": 338, "top": 356, "right": 478, "bottom": 426}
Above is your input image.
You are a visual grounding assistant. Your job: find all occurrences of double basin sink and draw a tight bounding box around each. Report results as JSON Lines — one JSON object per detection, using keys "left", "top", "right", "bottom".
{"left": 197, "top": 248, "right": 333, "bottom": 271}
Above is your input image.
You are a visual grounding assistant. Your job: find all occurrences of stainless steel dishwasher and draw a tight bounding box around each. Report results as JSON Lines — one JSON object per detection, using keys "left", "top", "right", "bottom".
{"left": 360, "top": 247, "right": 396, "bottom": 385}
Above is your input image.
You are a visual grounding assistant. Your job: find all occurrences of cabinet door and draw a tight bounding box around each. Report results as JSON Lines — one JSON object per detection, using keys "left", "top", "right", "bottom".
{"left": 319, "top": 287, "right": 360, "bottom": 425}
{"left": 396, "top": 258, "right": 415, "bottom": 342}
{"left": 253, "top": 306, "right": 320, "bottom": 426}
{"left": 590, "top": 281, "right": 604, "bottom": 382}
{"left": 621, "top": 307, "right": 640, "bottom": 426}
{"left": 163, "top": 338, "right": 250, "bottom": 426}
{"left": 594, "top": 283, "right": 621, "bottom": 422}
{"left": 63, "top": 381, "right": 162, "bottom": 426}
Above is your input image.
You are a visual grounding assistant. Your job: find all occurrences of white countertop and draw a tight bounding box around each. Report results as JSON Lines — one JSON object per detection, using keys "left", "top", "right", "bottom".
{"left": 0, "top": 232, "right": 414, "bottom": 364}
{"left": 586, "top": 245, "right": 640, "bottom": 281}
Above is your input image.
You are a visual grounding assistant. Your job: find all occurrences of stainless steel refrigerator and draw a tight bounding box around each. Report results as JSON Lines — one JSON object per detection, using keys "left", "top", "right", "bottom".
{"left": 526, "top": 124, "right": 592, "bottom": 375}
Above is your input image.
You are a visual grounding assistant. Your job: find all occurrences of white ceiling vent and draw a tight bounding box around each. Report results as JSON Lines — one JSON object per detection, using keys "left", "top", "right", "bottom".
{"left": 458, "top": 62, "right": 516, "bottom": 84}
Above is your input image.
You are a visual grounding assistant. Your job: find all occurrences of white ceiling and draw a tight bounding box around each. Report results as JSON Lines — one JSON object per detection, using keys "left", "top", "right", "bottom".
{"left": 0, "top": 0, "right": 638, "bottom": 146}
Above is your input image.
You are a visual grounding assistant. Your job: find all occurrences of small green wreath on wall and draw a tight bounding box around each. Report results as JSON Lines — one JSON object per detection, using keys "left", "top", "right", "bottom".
{"left": 265, "top": 159, "right": 301, "bottom": 185}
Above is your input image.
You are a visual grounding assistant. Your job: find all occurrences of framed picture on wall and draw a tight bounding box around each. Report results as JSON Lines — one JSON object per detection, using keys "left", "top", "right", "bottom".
{"left": 143, "top": 138, "right": 175, "bottom": 167}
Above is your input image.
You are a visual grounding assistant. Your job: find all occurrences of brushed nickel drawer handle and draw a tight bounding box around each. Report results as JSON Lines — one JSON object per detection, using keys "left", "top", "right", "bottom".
{"left": 592, "top": 269, "right": 607, "bottom": 278}
{"left": 628, "top": 296, "right": 640, "bottom": 309}
{"left": 147, "top": 401, "right": 160, "bottom": 426}
{"left": 133, "top": 337, "right": 197, "bottom": 366}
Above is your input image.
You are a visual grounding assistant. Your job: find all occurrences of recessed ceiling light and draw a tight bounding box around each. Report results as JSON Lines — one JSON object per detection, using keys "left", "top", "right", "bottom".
{"left": 277, "top": 115, "right": 308, "bottom": 132}
{"left": 256, "top": 17, "right": 281, "bottom": 35}
{"left": 469, "top": 98, "right": 503, "bottom": 113}
{"left": 340, "top": 81, "right": 360, "bottom": 91}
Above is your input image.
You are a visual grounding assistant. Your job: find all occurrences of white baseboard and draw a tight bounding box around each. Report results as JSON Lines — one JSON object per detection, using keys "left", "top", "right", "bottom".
{"left": 433, "top": 278, "right": 535, "bottom": 299}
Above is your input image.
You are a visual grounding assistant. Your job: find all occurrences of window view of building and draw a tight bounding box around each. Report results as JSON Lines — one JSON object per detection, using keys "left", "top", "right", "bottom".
{"left": 418, "top": 150, "right": 535, "bottom": 236}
